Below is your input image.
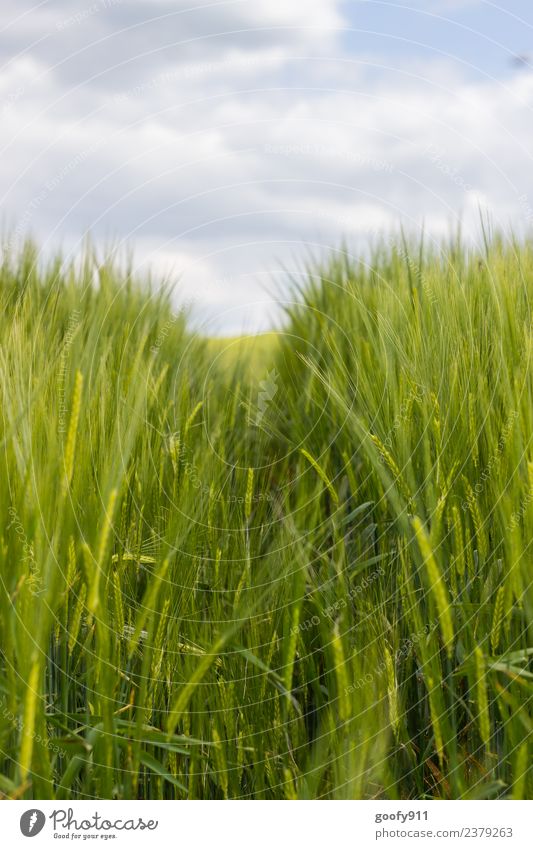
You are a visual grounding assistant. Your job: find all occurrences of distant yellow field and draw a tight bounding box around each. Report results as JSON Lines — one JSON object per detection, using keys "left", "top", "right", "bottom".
{"left": 205, "top": 332, "right": 280, "bottom": 376}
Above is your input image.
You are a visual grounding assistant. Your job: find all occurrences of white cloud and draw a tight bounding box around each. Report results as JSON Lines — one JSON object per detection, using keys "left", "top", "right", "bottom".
{"left": 1, "top": 0, "right": 533, "bottom": 332}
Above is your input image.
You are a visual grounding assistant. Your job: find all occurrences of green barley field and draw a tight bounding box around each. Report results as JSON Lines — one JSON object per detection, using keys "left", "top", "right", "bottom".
{"left": 0, "top": 235, "right": 532, "bottom": 800}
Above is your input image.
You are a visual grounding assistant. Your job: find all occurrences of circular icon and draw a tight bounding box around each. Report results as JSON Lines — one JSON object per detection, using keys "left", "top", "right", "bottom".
{"left": 20, "top": 810, "right": 46, "bottom": 837}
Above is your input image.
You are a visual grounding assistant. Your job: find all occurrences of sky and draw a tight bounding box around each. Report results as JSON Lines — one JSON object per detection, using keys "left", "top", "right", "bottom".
{"left": 1, "top": 0, "right": 533, "bottom": 333}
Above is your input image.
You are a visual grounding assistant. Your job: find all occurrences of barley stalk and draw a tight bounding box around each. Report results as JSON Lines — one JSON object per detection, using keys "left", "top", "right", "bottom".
{"left": 473, "top": 646, "right": 490, "bottom": 749}
{"left": 412, "top": 516, "right": 454, "bottom": 657}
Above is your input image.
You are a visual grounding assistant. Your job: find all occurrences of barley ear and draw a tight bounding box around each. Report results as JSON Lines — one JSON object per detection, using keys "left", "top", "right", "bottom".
{"left": 245, "top": 467, "right": 254, "bottom": 521}
{"left": 62, "top": 370, "right": 83, "bottom": 492}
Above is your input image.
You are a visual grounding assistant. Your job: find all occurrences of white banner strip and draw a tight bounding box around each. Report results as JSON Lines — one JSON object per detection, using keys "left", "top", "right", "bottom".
{"left": 1, "top": 800, "right": 532, "bottom": 848}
